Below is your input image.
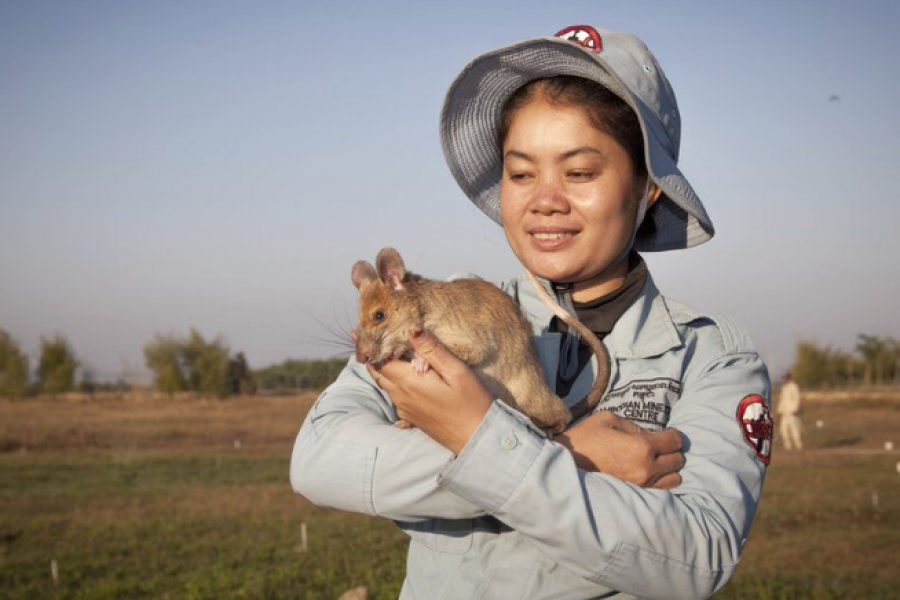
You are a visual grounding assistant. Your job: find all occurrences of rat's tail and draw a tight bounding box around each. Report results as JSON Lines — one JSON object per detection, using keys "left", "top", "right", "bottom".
{"left": 525, "top": 271, "right": 610, "bottom": 422}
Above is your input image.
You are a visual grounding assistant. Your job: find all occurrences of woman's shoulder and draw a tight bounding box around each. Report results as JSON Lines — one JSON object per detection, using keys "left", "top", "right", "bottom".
{"left": 661, "top": 294, "right": 759, "bottom": 358}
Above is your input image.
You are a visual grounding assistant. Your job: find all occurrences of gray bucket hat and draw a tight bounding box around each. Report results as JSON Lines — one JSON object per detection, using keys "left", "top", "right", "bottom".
{"left": 440, "top": 25, "right": 714, "bottom": 252}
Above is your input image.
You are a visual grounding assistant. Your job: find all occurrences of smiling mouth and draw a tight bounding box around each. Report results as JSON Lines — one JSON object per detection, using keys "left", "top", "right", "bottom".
{"left": 528, "top": 230, "right": 578, "bottom": 250}
{"left": 532, "top": 232, "right": 575, "bottom": 241}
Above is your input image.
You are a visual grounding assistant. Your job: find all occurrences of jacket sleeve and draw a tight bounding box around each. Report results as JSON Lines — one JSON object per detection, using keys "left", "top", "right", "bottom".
{"left": 437, "top": 341, "right": 771, "bottom": 600}
{"left": 290, "top": 358, "right": 486, "bottom": 521}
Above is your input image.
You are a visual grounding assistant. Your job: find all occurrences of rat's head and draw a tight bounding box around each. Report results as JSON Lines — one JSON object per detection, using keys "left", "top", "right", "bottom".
{"left": 351, "top": 247, "right": 420, "bottom": 366}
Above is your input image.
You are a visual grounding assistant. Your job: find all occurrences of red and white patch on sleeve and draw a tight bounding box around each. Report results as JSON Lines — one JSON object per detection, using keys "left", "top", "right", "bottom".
{"left": 554, "top": 25, "right": 603, "bottom": 53}
{"left": 737, "top": 394, "right": 773, "bottom": 465}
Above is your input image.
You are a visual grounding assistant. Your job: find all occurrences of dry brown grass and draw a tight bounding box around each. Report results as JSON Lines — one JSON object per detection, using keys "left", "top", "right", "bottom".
{"left": 0, "top": 392, "right": 318, "bottom": 453}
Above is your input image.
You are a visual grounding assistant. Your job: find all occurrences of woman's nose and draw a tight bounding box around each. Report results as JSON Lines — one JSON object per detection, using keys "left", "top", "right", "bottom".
{"left": 530, "top": 178, "right": 570, "bottom": 215}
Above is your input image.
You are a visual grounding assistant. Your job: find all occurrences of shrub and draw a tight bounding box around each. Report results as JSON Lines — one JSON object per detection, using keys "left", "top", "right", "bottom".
{"left": 0, "top": 328, "right": 30, "bottom": 399}
{"left": 37, "top": 333, "right": 78, "bottom": 395}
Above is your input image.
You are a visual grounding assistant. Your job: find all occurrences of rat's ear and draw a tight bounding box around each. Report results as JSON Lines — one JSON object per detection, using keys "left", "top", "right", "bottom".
{"left": 351, "top": 261, "right": 378, "bottom": 290}
{"left": 376, "top": 247, "right": 406, "bottom": 292}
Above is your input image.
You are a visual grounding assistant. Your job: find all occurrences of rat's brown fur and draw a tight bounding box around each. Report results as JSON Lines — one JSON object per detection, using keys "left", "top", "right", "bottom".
{"left": 351, "top": 247, "right": 580, "bottom": 433}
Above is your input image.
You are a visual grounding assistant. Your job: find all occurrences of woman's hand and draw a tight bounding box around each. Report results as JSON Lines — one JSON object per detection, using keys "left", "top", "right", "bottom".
{"left": 554, "top": 411, "right": 685, "bottom": 489}
{"left": 367, "top": 330, "right": 492, "bottom": 455}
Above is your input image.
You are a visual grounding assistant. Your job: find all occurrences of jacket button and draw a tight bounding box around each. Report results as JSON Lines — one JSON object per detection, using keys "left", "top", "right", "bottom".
{"left": 501, "top": 433, "right": 519, "bottom": 450}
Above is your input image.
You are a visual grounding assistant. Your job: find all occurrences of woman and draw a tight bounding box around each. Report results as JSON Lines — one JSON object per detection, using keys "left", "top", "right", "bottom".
{"left": 291, "top": 24, "right": 772, "bottom": 600}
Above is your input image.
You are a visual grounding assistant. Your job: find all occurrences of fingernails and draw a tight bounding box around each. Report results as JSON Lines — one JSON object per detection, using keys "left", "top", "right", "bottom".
{"left": 410, "top": 328, "right": 423, "bottom": 339}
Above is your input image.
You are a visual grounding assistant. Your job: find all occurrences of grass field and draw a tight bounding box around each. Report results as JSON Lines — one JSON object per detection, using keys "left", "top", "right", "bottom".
{"left": 1, "top": 393, "right": 898, "bottom": 599}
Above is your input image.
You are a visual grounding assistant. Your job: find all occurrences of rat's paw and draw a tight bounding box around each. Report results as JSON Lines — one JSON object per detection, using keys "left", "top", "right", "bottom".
{"left": 411, "top": 356, "right": 430, "bottom": 375}
{"left": 395, "top": 419, "right": 416, "bottom": 429}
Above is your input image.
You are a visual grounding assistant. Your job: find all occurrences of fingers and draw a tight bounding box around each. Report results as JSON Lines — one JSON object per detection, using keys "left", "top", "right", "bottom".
{"left": 652, "top": 472, "right": 682, "bottom": 490}
{"left": 365, "top": 353, "right": 438, "bottom": 394}
{"left": 653, "top": 448, "right": 686, "bottom": 477}
{"left": 365, "top": 362, "right": 393, "bottom": 391}
{"left": 408, "top": 330, "right": 465, "bottom": 377}
{"left": 648, "top": 428, "right": 684, "bottom": 455}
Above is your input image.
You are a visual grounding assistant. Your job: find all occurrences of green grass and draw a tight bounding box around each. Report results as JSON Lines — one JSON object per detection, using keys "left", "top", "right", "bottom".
{"left": 0, "top": 452, "right": 408, "bottom": 600}
{"left": 1, "top": 395, "right": 899, "bottom": 599}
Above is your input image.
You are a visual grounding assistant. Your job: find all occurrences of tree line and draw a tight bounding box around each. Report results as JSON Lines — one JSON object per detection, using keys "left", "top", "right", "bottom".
{"left": 8, "top": 325, "right": 894, "bottom": 397}
{"left": 254, "top": 358, "right": 348, "bottom": 391}
{"left": 143, "top": 329, "right": 256, "bottom": 398}
{"left": 791, "top": 334, "right": 900, "bottom": 389}
{"left": 0, "top": 329, "right": 79, "bottom": 399}
{"left": 0, "top": 326, "right": 351, "bottom": 399}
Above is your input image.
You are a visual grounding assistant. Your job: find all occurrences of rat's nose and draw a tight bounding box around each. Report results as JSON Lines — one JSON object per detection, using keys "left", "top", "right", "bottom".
{"left": 354, "top": 346, "right": 369, "bottom": 364}
{"left": 351, "top": 331, "right": 370, "bottom": 363}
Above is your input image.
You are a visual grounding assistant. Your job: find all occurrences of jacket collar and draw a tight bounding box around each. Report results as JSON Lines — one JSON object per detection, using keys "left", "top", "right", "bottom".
{"left": 512, "top": 271, "right": 682, "bottom": 359}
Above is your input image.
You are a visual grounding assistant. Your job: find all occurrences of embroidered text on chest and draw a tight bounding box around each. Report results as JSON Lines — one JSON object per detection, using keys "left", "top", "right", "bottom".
{"left": 603, "top": 378, "right": 681, "bottom": 428}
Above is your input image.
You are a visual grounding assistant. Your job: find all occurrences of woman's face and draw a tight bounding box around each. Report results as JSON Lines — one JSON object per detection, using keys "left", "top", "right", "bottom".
{"left": 500, "top": 94, "right": 654, "bottom": 300}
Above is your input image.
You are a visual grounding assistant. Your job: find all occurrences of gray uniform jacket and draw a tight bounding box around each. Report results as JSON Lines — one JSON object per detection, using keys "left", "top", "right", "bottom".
{"left": 290, "top": 273, "right": 772, "bottom": 600}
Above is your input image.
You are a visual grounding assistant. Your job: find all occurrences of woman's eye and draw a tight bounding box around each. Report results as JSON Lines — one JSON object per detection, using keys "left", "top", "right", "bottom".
{"left": 508, "top": 172, "right": 533, "bottom": 182}
{"left": 373, "top": 310, "right": 385, "bottom": 323}
{"left": 568, "top": 171, "right": 594, "bottom": 180}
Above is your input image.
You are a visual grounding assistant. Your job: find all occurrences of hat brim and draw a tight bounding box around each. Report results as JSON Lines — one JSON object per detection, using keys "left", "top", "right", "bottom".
{"left": 440, "top": 37, "right": 714, "bottom": 252}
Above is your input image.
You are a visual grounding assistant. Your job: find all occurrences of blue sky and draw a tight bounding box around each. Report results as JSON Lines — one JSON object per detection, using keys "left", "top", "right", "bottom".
{"left": 1, "top": 0, "right": 898, "bottom": 380}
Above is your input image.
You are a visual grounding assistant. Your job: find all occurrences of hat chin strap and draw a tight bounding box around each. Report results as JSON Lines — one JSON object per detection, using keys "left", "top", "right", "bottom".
{"left": 634, "top": 179, "right": 652, "bottom": 233}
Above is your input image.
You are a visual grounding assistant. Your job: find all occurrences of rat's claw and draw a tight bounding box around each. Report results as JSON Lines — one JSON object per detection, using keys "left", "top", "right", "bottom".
{"left": 411, "top": 356, "right": 430, "bottom": 375}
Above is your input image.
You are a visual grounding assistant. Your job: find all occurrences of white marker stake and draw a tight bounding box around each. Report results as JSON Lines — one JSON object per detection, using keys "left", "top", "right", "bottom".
{"left": 895, "top": 461, "right": 900, "bottom": 475}
{"left": 234, "top": 439, "right": 241, "bottom": 450}
{"left": 872, "top": 491, "right": 879, "bottom": 510}
{"left": 51, "top": 559, "right": 58, "bottom": 586}
{"left": 816, "top": 420, "right": 824, "bottom": 429}
{"left": 301, "top": 522, "right": 308, "bottom": 553}
{"left": 885, "top": 441, "right": 894, "bottom": 452}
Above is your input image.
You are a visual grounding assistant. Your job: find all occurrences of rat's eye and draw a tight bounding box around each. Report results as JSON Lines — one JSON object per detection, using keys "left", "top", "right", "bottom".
{"left": 373, "top": 310, "right": 385, "bottom": 323}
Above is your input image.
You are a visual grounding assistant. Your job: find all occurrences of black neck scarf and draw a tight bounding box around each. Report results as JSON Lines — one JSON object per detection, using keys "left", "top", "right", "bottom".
{"left": 550, "top": 252, "right": 649, "bottom": 399}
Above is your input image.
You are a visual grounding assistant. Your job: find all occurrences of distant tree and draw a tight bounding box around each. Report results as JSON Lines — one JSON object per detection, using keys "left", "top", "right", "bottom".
{"left": 227, "top": 352, "right": 256, "bottom": 396}
{"left": 892, "top": 339, "right": 900, "bottom": 385}
{"left": 829, "top": 348, "right": 865, "bottom": 388}
{"left": 0, "top": 328, "right": 30, "bottom": 399}
{"left": 181, "top": 329, "right": 231, "bottom": 398}
{"left": 791, "top": 340, "right": 834, "bottom": 389}
{"left": 855, "top": 334, "right": 897, "bottom": 386}
{"left": 37, "top": 333, "right": 78, "bottom": 395}
{"left": 144, "top": 334, "right": 188, "bottom": 395}
{"left": 145, "top": 330, "right": 238, "bottom": 398}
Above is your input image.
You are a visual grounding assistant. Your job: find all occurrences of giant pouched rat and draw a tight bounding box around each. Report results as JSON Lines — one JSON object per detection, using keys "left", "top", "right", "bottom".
{"left": 350, "top": 247, "right": 610, "bottom": 434}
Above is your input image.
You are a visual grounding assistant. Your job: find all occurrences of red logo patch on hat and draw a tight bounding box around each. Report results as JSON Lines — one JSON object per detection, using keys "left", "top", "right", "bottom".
{"left": 737, "top": 394, "right": 773, "bottom": 465}
{"left": 555, "top": 25, "right": 602, "bottom": 53}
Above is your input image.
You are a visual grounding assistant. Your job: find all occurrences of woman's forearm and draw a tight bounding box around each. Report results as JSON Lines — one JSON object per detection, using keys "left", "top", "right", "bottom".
{"left": 289, "top": 359, "right": 486, "bottom": 521}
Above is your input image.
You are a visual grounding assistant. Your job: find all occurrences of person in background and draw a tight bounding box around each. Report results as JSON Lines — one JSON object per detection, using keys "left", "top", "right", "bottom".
{"left": 778, "top": 372, "right": 802, "bottom": 450}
